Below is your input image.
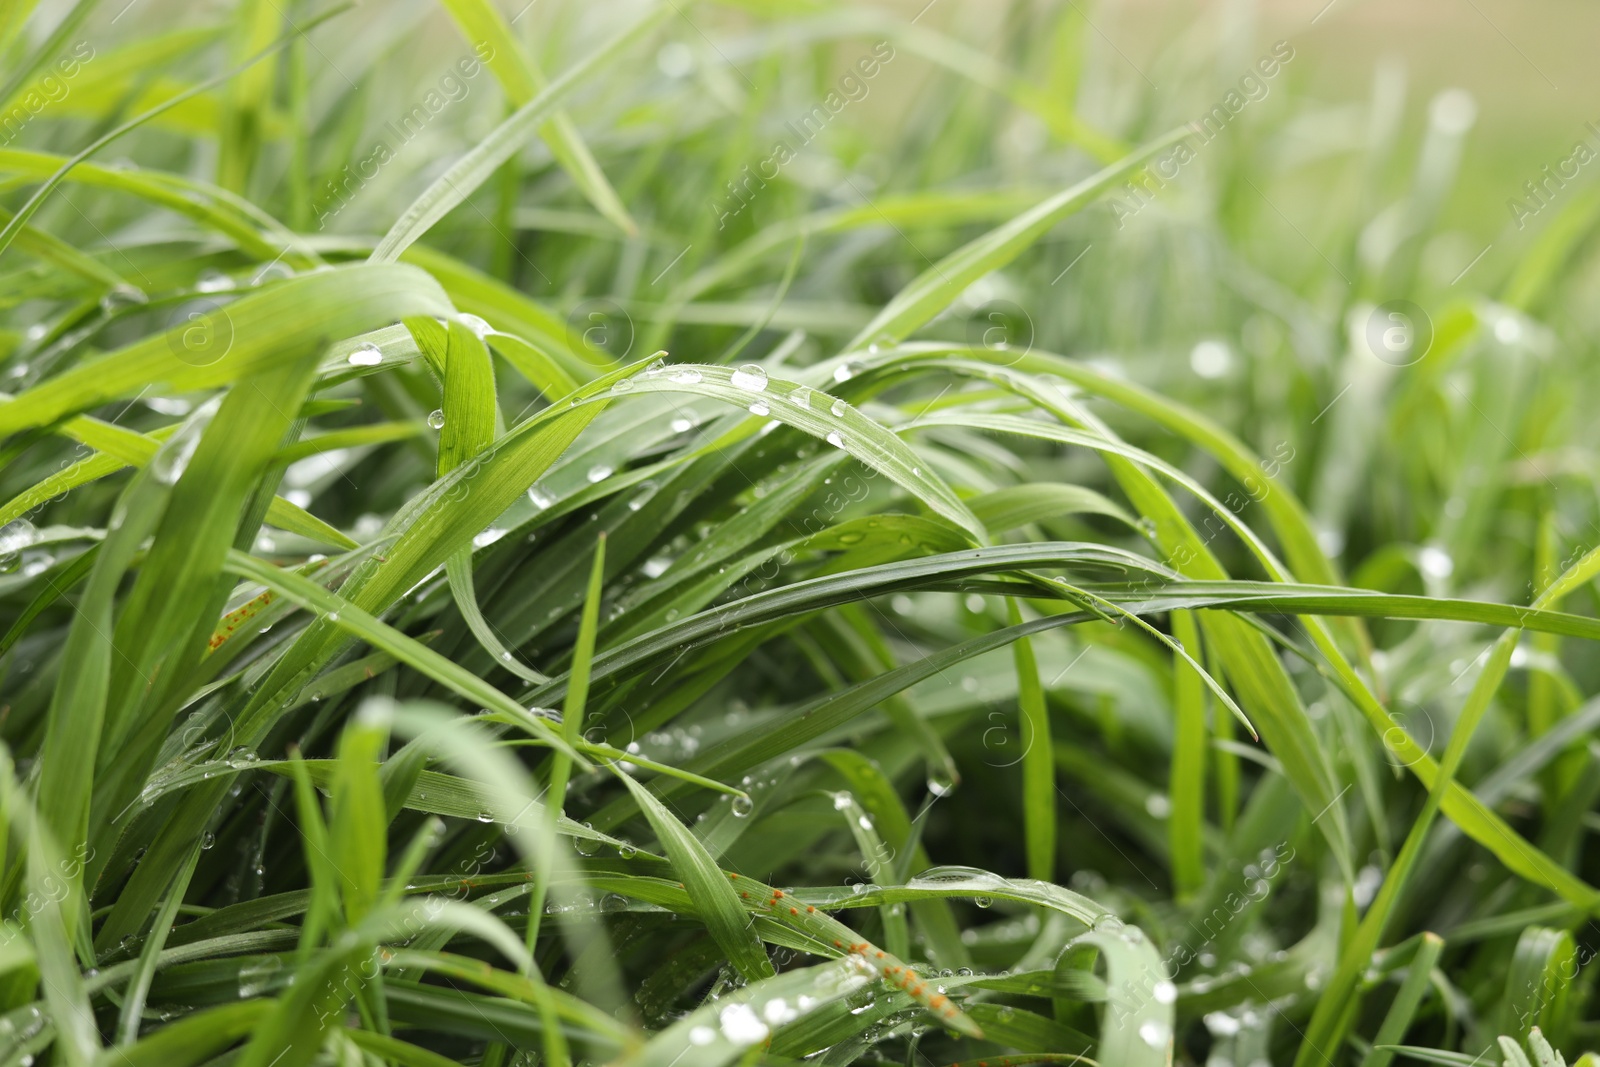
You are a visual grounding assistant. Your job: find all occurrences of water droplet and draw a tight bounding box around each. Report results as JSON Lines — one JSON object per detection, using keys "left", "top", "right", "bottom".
{"left": 747, "top": 400, "right": 770, "bottom": 416}
{"left": 1419, "top": 543, "right": 1454, "bottom": 581}
{"left": 200, "top": 832, "right": 216, "bottom": 850}
{"left": 825, "top": 431, "right": 844, "bottom": 449}
{"left": 100, "top": 284, "right": 147, "bottom": 313}
{"left": 196, "top": 270, "right": 234, "bottom": 293}
{"left": 458, "top": 313, "right": 493, "bottom": 338}
{"left": 587, "top": 464, "right": 614, "bottom": 483}
{"left": 347, "top": 343, "right": 384, "bottom": 366}
{"left": 238, "top": 956, "right": 282, "bottom": 997}
{"left": 1092, "top": 913, "right": 1124, "bottom": 933}
{"left": 718, "top": 1002, "right": 770, "bottom": 1046}
{"left": 671, "top": 367, "right": 702, "bottom": 384}
{"left": 427, "top": 409, "right": 445, "bottom": 429}
{"left": 1138, "top": 1020, "right": 1169, "bottom": 1048}
{"left": 927, "top": 768, "right": 957, "bottom": 797}
{"left": 528, "top": 486, "right": 553, "bottom": 509}
{"left": 730, "top": 364, "right": 768, "bottom": 392}
{"left": 731, "top": 794, "right": 754, "bottom": 818}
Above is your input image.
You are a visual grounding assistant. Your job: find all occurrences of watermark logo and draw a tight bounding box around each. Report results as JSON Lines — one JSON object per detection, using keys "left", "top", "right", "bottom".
{"left": 1366, "top": 299, "right": 1433, "bottom": 366}
{"left": 564, "top": 299, "right": 635, "bottom": 363}
{"left": 1110, "top": 40, "right": 1296, "bottom": 228}
{"left": 0, "top": 41, "right": 94, "bottom": 146}
{"left": 965, "top": 299, "right": 1034, "bottom": 365}
{"left": 313, "top": 44, "right": 495, "bottom": 229}
{"left": 1507, "top": 123, "right": 1600, "bottom": 230}
{"left": 166, "top": 297, "right": 235, "bottom": 367}
{"left": 709, "top": 42, "right": 896, "bottom": 230}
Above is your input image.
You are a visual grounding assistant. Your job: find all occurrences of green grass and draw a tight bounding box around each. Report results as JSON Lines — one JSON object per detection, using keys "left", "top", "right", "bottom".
{"left": 0, "top": 1, "right": 1599, "bottom": 1065}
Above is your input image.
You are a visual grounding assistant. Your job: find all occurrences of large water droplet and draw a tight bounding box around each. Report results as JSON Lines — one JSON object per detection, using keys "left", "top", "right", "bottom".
{"left": 427, "top": 409, "right": 446, "bottom": 430}
{"left": 731, "top": 794, "right": 754, "bottom": 817}
{"left": 1138, "top": 1020, "right": 1170, "bottom": 1049}
{"left": 730, "top": 364, "right": 768, "bottom": 392}
{"left": 347, "top": 343, "right": 384, "bottom": 366}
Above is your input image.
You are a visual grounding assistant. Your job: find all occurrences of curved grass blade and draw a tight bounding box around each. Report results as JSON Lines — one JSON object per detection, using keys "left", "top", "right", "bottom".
{"left": 369, "top": 5, "right": 668, "bottom": 263}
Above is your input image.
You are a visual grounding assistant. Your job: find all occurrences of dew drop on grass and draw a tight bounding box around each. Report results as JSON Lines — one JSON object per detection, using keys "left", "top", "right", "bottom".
{"left": 427, "top": 409, "right": 445, "bottom": 429}
{"left": 1419, "top": 544, "right": 1454, "bottom": 580}
{"left": 200, "top": 832, "right": 215, "bottom": 850}
{"left": 718, "top": 1003, "right": 769, "bottom": 1046}
{"left": 238, "top": 957, "right": 282, "bottom": 997}
{"left": 347, "top": 343, "right": 383, "bottom": 366}
{"left": 587, "top": 464, "right": 614, "bottom": 483}
{"left": 458, "top": 313, "right": 493, "bottom": 338}
{"left": 926, "top": 768, "right": 957, "bottom": 797}
{"left": 196, "top": 270, "right": 234, "bottom": 293}
{"left": 100, "top": 285, "right": 146, "bottom": 313}
{"left": 1139, "top": 1020, "right": 1170, "bottom": 1048}
{"left": 748, "top": 400, "right": 769, "bottom": 416}
{"left": 730, "top": 364, "right": 768, "bottom": 392}
{"left": 826, "top": 431, "right": 844, "bottom": 448}
{"left": 671, "top": 367, "right": 702, "bottom": 384}
{"left": 528, "top": 486, "right": 552, "bottom": 508}
{"left": 731, "top": 794, "right": 754, "bottom": 817}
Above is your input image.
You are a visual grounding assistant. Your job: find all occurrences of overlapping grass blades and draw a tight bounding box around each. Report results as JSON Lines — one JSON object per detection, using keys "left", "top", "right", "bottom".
{"left": 0, "top": 2, "right": 1596, "bottom": 1065}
